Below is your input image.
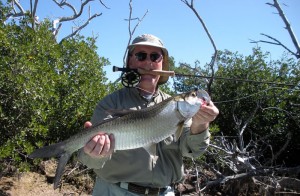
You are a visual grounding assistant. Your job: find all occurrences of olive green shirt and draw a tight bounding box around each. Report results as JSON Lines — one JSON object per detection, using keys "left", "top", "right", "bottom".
{"left": 78, "top": 87, "right": 210, "bottom": 188}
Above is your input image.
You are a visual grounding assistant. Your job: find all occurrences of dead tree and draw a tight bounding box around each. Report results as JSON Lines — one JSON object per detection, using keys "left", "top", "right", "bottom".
{"left": 3, "top": 0, "right": 108, "bottom": 42}
{"left": 176, "top": 101, "right": 300, "bottom": 195}
{"left": 251, "top": 0, "right": 300, "bottom": 59}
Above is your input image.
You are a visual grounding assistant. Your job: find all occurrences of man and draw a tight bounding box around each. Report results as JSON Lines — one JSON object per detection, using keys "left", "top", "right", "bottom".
{"left": 78, "top": 34, "right": 219, "bottom": 195}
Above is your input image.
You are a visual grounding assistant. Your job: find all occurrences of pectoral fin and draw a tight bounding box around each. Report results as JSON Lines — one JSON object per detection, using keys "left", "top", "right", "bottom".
{"left": 106, "top": 109, "right": 136, "bottom": 117}
{"left": 174, "top": 121, "right": 185, "bottom": 142}
{"left": 143, "top": 144, "right": 157, "bottom": 157}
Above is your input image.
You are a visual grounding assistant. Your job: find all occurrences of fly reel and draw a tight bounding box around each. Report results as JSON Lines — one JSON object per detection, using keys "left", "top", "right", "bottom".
{"left": 113, "top": 66, "right": 141, "bottom": 88}
{"left": 121, "top": 70, "right": 141, "bottom": 87}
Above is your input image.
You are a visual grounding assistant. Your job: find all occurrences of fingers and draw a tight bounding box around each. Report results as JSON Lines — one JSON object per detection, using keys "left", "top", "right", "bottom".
{"left": 193, "top": 101, "right": 219, "bottom": 124}
{"left": 83, "top": 121, "right": 115, "bottom": 158}
{"left": 84, "top": 133, "right": 115, "bottom": 158}
{"left": 105, "top": 134, "right": 115, "bottom": 155}
{"left": 84, "top": 121, "right": 92, "bottom": 129}
{"left": 201, "top": 102, "right": 219, "bottom": 121}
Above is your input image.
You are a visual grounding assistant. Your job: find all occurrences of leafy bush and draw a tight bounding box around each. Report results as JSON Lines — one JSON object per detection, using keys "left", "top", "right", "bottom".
{"left": 0, "top": 19, "right": 111, "bottom": 170}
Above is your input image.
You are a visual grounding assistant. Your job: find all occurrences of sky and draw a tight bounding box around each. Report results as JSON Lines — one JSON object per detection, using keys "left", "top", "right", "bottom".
{"left": 13, "top": 0, "right": 300, "bottom": 82}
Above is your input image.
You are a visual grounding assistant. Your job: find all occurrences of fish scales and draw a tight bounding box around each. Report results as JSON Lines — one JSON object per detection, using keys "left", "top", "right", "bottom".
{"left": 61, "top": 96, "right": 174, "bottom": 153}
{"left": 91, "top": 98, "right": 180, "bottom": 150}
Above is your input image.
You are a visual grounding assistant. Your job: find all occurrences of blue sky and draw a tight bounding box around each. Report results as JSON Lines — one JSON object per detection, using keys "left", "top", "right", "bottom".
{"left": 15, "top": 0, "right": 300, "bottom": 82}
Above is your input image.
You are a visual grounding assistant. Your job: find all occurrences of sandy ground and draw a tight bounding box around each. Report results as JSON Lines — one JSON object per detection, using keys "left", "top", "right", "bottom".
{"left": 0, "top": 160, "right": 93, "bottom": 196}
{"left": 0, "top": 172, "right": 91, "bottom": 196}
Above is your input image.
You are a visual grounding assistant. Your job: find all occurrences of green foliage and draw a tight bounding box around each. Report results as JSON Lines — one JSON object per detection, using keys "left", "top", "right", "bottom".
{"left": 0, "top": 20, "right": 110, "bottom": 169}
{"left": 214, "top": 48, "right": 299, "bottom": 166}
{"left": 172, "top": 60, "right": 209, "bottom": 93}
{"left": 172, "top": 48, "right": 299, "bottom": 166}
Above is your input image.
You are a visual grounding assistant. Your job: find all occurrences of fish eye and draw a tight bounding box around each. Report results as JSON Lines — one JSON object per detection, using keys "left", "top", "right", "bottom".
{"left": 191, "top": 92, "right": 197, "bottom": 97}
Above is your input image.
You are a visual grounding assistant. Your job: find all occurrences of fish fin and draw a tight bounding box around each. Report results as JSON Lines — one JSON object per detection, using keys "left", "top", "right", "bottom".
{"left": 143, "top": 144, "right": 157, "bottom": 157}
{"left": 29, "top": 142, "right": 66, "bottom": 158}
{"left": 106, "top": 109, "right": 136, "bottom": 117}
{"left": 54, "top": 153, "right": 72, "bottom": 189}
{"left": 174, "top": 121, "right": 185, "bottom": 142}
{"left": 164, "top": 136, "right": 173, "bottom": 145}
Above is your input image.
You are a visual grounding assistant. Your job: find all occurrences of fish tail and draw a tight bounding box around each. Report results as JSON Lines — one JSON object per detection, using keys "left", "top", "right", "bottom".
{"left": 29, "top": 142, "right": 73, "bottom": 189}
{"left": 29, "top": 142, "right": 66, "bottom": 158}
{"left": 54, "top": 152, "right": 72, "bottom": 189}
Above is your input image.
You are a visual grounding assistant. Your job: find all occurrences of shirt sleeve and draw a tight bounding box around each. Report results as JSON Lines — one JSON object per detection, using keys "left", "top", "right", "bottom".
{"left": 77, "top": 149, "right": 110, "bottom": 169}
{"left": 180, "top": 127, "right": 211, "bottom": 158}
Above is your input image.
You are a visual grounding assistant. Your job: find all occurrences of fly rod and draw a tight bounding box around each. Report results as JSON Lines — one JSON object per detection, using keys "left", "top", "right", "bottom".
{"left": 112, "top": 66, "right": 297, "bottom": 87}
{"left": 113, "top": 66, "right": 175, "bottom": 77}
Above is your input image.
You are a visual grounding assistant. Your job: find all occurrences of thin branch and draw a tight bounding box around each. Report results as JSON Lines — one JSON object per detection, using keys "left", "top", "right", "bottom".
{"left": 99, "top": 0, "right": 110, "bottom": 9}
{"left": 181, "top": 0, "right": 218, "bottom": 95}
{"left": 122, "top": 0, "right": 148, "bottom": 66}
{"left": 59, "top": 13, "right": 102, "bottom": 43}
{"left": 5, "top": 0, "right": 106, "bottom": 41}
{"left": 52, "top": 0, "right": 107, "bottom": 41}
{"left": 250, "top": 33, "right": 297, "bottom": 57}
{"left": 200, "top": 166, "right": 300, "bottom": 192}
{"left": 53, "top": 0, "right": 94, "bottom": 22}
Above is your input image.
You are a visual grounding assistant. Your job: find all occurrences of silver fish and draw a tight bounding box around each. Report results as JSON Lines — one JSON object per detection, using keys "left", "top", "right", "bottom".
{"left": 29, "top": 89, "right": 210, "bottom": 189}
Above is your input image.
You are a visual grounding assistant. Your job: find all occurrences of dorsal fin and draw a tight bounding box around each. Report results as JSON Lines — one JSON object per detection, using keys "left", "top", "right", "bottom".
{"left": 106, "top": 109, "right": 136, "bottom": 117}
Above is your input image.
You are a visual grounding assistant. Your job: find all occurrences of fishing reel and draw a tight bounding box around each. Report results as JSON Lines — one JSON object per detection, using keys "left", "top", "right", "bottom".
{"left": 113, "top": 66, "right": 141, "bottom": 88}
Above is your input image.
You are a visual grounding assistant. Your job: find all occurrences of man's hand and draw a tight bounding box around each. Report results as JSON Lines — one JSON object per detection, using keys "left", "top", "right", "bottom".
{"left": 83, "top": 121, "right": 115, "bottom": 158}
{"left": 191, "top": 101, "right": 219, "bottom": 134}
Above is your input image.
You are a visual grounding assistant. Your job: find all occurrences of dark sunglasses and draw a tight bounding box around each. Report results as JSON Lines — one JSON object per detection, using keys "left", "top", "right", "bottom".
{"left": 134, "top": 52, "right": 163, "bottom": 63}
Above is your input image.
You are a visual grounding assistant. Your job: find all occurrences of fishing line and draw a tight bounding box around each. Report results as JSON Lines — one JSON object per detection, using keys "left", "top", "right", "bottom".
{"left": 112, "top": 66, "right": 299, "bottom": 103}
{"left": 174, "top": 73, "right": 298, "bottom": 87}
{"left": 214, "top": 87, "right": 299, "bottom": 104}
{"left": 134, "top": 86, "right": 156, "bottom": 96}
{"left": 113, "top": 66, "right": 298, "bottom": 87}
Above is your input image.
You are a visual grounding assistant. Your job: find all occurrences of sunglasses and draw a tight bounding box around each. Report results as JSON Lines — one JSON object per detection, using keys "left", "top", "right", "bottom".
{"left": 134, "top": 52, "right": 163, "bottom": 63}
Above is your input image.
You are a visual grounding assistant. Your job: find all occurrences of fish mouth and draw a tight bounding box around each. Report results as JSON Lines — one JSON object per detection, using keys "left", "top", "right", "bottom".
{"left": 196, "top": 89, "right": 211, "bottom": 104}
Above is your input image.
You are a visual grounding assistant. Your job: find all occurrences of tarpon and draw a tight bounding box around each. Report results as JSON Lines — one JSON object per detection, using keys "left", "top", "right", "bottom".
{"left": 29, "top": 89, "right": 210, "bottom": 189}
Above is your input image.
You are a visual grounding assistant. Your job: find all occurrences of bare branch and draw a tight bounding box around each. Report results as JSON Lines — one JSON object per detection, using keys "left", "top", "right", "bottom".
{"left": 53, "top": 0, "right": 94, "bottom": 22}
{"left": 252, "top": 0, "right": 300, "bottom": 59}
{"left": 59, "top": 13, "right": 102, "bottom": 43}
{"left": 250, "top": 33, "right": 298, "bottom": 57}
{"left": 272, "top": 0, "right": 300, "bottom": 58}
{"left": 199, "top": 166, "right": 300, "bottom": 191}
{"left": 5, "top": 0, "right": 26, "bottom": 19}
{"left": 99, "top": 0, "right": 110, "bottom": 9}
{"left": 122, "top": 0, "right": 148, "bottom": 65}
{"left": 32, "top": 0, "right": 38, "bottom": 22}
{"left": 181, "top": 0, "right": 218, "bottom": 95}
{"left": 4, "top": 1, "right": 106, "bottom": 40}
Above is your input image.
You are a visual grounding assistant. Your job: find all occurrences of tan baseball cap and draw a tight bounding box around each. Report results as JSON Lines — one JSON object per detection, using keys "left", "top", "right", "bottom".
{"left": 127, "top": 34, "right": 169, "bottom": 85}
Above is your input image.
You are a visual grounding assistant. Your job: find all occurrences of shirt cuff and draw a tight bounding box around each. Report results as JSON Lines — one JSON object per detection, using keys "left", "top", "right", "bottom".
{"left": 185, "top": 128, "right": 211, "bottom": 158}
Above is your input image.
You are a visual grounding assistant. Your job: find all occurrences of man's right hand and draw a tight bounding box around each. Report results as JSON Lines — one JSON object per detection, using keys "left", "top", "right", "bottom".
{"left": 83, "top": 121, "right": 115, "bottom": 158}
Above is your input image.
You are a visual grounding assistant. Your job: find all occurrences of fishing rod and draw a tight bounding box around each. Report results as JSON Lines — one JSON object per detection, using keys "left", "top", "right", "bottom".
{"left": 112, "top": 66, "right": 298, "bottom": 87}
{"left": 113, "top": 66, "right": 175, "bottom": 87}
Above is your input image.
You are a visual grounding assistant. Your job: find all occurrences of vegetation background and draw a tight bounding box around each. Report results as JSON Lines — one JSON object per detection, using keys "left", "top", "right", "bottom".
{"left": 0, "top": 0, "right": 299, "bottom": 195}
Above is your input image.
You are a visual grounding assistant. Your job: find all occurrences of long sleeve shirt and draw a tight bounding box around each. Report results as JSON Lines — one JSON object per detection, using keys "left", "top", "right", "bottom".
{"left": 78, "top": 87, "right": 210, "bottom": 188}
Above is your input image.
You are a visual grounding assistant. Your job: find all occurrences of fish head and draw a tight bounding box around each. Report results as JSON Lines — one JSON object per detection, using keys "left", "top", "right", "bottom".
{"left": 177, "top": 89, "right": 211, "bottom": 119}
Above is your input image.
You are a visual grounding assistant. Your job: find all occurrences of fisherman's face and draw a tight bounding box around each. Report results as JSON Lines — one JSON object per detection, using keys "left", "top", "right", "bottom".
{"left": 128, "top": 45, "right": 163, "bottom": 92}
